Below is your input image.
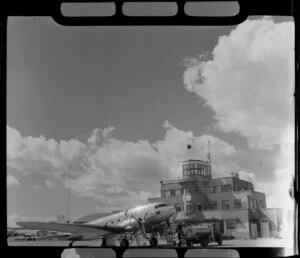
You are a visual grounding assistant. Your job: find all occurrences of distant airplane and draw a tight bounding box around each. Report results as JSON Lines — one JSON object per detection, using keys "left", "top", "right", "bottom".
{"left": 17, "top": 203, "right": 176, "bottom": 247}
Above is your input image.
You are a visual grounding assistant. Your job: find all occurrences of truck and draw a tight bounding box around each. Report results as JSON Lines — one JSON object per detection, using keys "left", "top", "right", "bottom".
{"left": 178, "top": 222, "right": 223, "bottom": 247}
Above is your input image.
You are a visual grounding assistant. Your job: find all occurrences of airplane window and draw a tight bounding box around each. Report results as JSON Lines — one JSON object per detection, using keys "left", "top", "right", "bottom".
{"left": 155, "top": 203, "right": 167, "bottom": 209}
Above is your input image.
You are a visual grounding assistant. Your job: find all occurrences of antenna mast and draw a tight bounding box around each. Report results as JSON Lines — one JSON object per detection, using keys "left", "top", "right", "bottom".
{"left": 208, "top": 139, "right": 211, "bottom": 164}
{"left": 68, "top": 164, "right": 71, "bottom": 223}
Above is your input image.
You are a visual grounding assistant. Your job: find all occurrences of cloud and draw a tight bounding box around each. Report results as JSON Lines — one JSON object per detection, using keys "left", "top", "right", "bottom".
{"left": 7, "top": 174, "right": 20, "bottom": 187}
{"left": 7, "top": 213, "right": 55, "bottom": 227}
{"left": 156, "top": 101, "right": 163, "bottom": 107}
{"left": 183, "top": 18, "right": 294, "bottom": 151}
{"left": 182, "top": 17, "right": 294, "bottom": 199}
{"left": 155, "top": 120, "right": 238, "bottom": 177}
{"left": 45, "top": 179, "right": 57, "bottom": 189}
{"left": 33, "top": 184, "right": 41, "bottom": 191}
{"left": 7, "top": 122, "right": 237, "bottom": 211}
{"left": 183, "top": 18, "right": 294, "bottom": 241}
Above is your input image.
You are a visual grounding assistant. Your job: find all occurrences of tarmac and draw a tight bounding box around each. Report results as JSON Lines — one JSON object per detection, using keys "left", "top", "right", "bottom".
{"left": 7, "top": 238, "right": 293, "bottom": 248}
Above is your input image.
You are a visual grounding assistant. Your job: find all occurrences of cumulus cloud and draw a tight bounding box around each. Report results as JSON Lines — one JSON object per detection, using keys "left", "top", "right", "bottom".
{"left": 183, "top": 18, "right": 294, "bottom": 242}
{"left": 7, "top": 174, "right": 20, "bottom": 187}
{"left": 155, "top": 121, "right": 237, "bottom": 178}
{"left": 183, "top": 18, "right": 294, "bottom": 150}
{"left": 183, "top": 17, "right": 294, "bottom": 198}
{"left": 45, "top": 179, "right": 57, "bottom": 189}
{"left": 7, "top": 121, "right": 236, "bottom": 211}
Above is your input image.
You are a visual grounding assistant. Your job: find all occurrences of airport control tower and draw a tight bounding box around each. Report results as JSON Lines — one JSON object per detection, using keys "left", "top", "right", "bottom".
{"left": 148, "top": 139, "right": 278, "bottom": 240}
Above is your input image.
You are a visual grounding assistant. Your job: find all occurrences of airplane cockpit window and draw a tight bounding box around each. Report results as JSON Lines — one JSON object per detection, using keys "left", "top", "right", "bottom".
{"left": 154, "top": 204, "right": 168, "bottom": 209}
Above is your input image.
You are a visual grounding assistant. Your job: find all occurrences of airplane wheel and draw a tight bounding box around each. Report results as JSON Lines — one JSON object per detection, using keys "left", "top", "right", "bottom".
{"left": 120, "top": 238, "right": 129, "bottom": 247}
{"left": 216, "top": 235, "right": 223, "bottom": 246}
{"left": 200, "top": 237, "right": 209, "bottom": 247}
{"left": 150, "top": 237, "right": 158, "bottom": 247}
{"left": 186, "top": 240, "right": 193, "bottom": 247}
{"left": 101, "top": 238, "right": 107, "bottom": 247}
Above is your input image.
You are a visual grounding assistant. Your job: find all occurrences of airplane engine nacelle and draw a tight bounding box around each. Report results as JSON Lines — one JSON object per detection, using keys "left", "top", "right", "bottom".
{"left": 119, "top": 218, "right": 140, "bottom": 231}
{"left": 35, "top": 230, "right": 48, "bottom": 238}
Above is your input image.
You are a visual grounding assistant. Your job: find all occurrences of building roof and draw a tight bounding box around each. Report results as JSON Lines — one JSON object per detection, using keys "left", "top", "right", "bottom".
{"left": 161, "top": 183, "right": 182, "bottom": 190}
{"left": 161, "top": 178, "right": 197, "bottom": 184}
{"left": 181, "top": 159, "right": 210, "bottom": 164}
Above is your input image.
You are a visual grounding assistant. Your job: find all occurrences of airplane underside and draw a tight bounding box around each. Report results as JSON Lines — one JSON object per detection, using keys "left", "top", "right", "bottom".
{"left": 68, "top": 220, "right": 173, "bottom": 248}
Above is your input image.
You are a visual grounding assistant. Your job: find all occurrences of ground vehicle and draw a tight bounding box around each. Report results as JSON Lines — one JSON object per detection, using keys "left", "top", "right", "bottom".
{"left": 179, "top": 222, "right": 223, "bottom": 247}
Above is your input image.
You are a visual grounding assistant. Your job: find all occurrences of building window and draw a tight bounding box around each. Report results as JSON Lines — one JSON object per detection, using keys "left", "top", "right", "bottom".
{"left": 253, "top": 199, "right": 257, "bottom": 209}
{"left": 175, "top": 206, "right": 181, "bottom": 212}
{"left": 175, "top": 189, "right": 181, "bottom": 196}
{"left": 198, "top": 204, "right": 202, "bottom": 211}
{"left": 222, "top": 200, "right": 230, "bottom": 210}
{"left": 221, "top": 184, "right": 232, "bottom": 192}
{"left": 234, "top": 199, "right": 242, "bottom": 209}
{"left": 194, "top": 186, "right": 199, "bottom": 193}
{"left": 226, "top": 219, "right": 236, "bottom": 229}
{"left": 175, "top": 203, "right": 182, "bottom": 212}
{"left": 170, "top": 190, "right": 175, "bottom": 196}
{"left": 210, "top": 201, "right": 218, "bottom": 210}
{"left": 249, "top": 199, "right": 256, "bottom": 209}
{"left": 165, "top": 190, "right": 170, "bottom": 197}
{"left": 161, "top": 191, "right": 165, "bottom": 197}
{"left": 187, "top": 186, "right": 194, "bottom": 193}
{"left": 259, "top": 200, "right": 263, "bottom": 208}
{"left": 209, "top": 186, "right": 217, "bottom": 193}
{"left": 187, "top": 204, "right": 194, "bottom": 212}
{"left": 199, "top": 165, "right": 203, "bottom": 175}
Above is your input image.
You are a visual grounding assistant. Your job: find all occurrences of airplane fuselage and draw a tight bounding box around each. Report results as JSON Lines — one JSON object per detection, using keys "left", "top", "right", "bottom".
{"left": 16, "top": 202, "right": 176, "bottom": 242}
{"left": 84, "top": 203, "right": 175, "bottom": 232}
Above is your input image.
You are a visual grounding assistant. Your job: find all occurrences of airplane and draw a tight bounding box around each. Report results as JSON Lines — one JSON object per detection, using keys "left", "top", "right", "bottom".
{"left": 16, "top": 203, "right": 176, "bottom": 247}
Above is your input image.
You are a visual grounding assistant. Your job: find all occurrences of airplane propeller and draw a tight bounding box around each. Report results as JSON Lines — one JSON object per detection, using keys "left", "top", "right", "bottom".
{"left": 130, "top": 212, "right": 149, "bottom": 239}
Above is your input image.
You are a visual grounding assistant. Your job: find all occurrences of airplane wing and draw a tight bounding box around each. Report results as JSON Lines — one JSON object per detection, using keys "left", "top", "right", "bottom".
{"left": 16, "top": 221, "right": 129, "bottom": 236}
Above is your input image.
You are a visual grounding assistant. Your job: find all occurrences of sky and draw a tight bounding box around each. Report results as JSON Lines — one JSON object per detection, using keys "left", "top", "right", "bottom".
{"left": 7, "top": 15, "right": 295, "bottom": 230}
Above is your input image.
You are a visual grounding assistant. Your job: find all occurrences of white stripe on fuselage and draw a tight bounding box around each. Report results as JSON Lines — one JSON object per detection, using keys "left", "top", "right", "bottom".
{"left": 85, "top": 203, "right": 156, "bottom": 226}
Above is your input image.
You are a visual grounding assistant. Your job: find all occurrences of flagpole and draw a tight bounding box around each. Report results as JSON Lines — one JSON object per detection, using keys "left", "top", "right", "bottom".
{"left": 192, "top": 137, "right": 195, "bottom": 159}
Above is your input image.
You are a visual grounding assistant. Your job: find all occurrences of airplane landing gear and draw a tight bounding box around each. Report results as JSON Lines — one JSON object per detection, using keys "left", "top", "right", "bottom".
{"left": 101, "top": 237, "right": 107, "bottom": 247}
{"left": 149, "top": 237, "right": 158, "bottom": 247}
{"left": 120, "top": 238, "right": 129, "bottom": 247}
